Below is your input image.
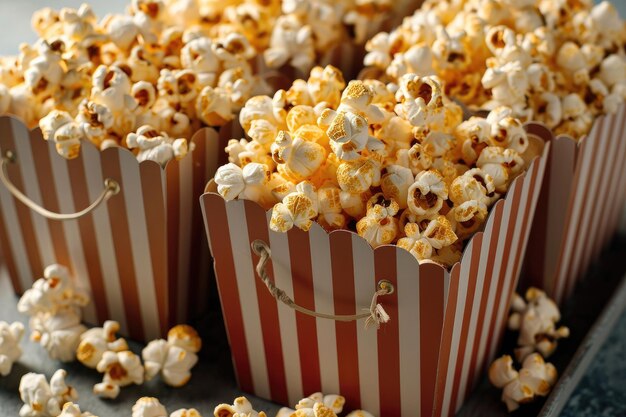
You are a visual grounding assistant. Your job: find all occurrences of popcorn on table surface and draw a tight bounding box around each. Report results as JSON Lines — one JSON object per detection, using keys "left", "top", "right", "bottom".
{"left": 508, "top": 287, "right": 570, "bottom": 362}
{"left": 19, "top": 370, "right": 78, "bottom": 417}
{"left": 0, "top": 321, "right": 24, "bottom": 376}
{"left": 17, "top": 264, "right": 89, "bottom": 363}
{"left": 215, "top": 65, "right": 538, "bottom": 267}
{"left": 489, "top": 353, "right": 557, "bottom": 412}
{"left": 363, "top": 0, "right": 626, "bottom": 139}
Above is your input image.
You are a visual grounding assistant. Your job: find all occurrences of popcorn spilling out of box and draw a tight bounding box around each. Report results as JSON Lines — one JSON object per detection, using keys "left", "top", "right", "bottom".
{"left": 363, "top": 0, "right": 626, "bottom": 139}
{"left": 214, "top": 65, "right": 542, "bottom": 267}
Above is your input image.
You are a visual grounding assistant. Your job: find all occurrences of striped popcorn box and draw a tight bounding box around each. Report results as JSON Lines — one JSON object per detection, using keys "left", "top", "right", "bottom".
{"left": 200, "top": 127, "right": 550, "bottom": 417}
{"left": 0, "top": 115, "right": 236, "bottom": 342}
{"left": 524, "top": 104, "right": 626, "bottom": 305}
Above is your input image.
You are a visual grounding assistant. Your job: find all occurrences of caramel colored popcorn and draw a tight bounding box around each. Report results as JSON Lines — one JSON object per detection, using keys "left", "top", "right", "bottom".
{"left": 214, "top": 67, "right": 533, "bottom": 267}
{"left": 363, "top": 0, "right": 626, "bottom": 140}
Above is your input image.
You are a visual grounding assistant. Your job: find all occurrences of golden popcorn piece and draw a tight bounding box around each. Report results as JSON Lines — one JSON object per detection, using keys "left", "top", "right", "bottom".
{"left": 397, "top": 216, "right": 458, "bottom": 263}
{"left": 508, "top": 288, "right": 570, "bottom": 362}
{"left": 19, "top": 370, "right": 78, "bottom": 417}
{"left": 447, "top": 200, "right": 488, "bottom": 240}
{"left": 215, "top": 162, "right": 274, "bottom": 208}
{"left": 321, "top": 109, "right": 383, "bottom": 161}
{"left": 132, "top": 397, "right": 168, "bottom": 417}
{"left": 94, "top": 350, "right": 144, "bottom": 399}
{"left": 380, "top": 165, "right": 414, "bottom": 209}
{"left": 270, "top": 181, "right": 318, "bottom": 232}
{"left": 77, "top": 320, "right": 128, "bottom": 369}
{"left": 356, "top": 194, "right": 400, "bottom": 248}
{"left": 271, "top": 131, "right": 326, "bottom": 181}
{"left": 58, "top": 402, "right": 99, "bottom": 417}
{"left": 214, "top": 396, "right": 267, "bottom": 417}
{"left": 126, "top": 125, "right": 191, "bottom": 166}
{"left": 317, "top": 186, "right": 347, "bottom": 231}
{"left": 476, "top": 147, "right": 525, "bottom": 194}
{"left": 407, "top": 170, "right": 448, "bottom": 217}
{"left": 336, "top": 157, "right": 381, "bottom": 194}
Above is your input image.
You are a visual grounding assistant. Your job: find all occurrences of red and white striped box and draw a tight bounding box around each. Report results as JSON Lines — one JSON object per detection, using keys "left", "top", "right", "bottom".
{"left": 524, "top": 104, "right": 626, "bottom": 305}
{"left": 200, "top": 127, "right": 550, "bottom": 416}
{"left": 0, "top": 115, "right": 235, "bottom": 342}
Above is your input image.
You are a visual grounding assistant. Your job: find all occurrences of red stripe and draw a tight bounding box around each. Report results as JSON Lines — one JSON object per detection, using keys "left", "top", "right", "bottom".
{"left": 100, "top": 149, "right": 144, "bottom": 341}
{"left": 201, "top": 194, "right": 254, "bottom": 392}
{"left": 244, "top": 201, "right": 289, "bottom": 405}
{"left": 67, "top": 152, "right": 109, "bottom": 324}
{"left": 140, "top": 162, "right": 169, "bottom": 337}
{"left": 433, "top": 264, "right": 461, "bottom": 417}
{"left": 330, "top": 231, "right": 361, "bottom": 411}
{"left": 1, "top": 118, "right": 42, "bottom": 283}
{"left": 465, "top": 203, "right": 504, "bottom": 394}
{"left": 449, "top": 234, "right": 483, "bottom": 413}
{"left": 375, "top": 246, "right": 401, "bottom": 417}
{"left": 419, "top": 262, "right": 445, "bottom": 417}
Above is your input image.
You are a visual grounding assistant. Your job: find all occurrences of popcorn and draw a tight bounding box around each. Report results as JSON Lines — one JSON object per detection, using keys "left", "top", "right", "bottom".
{"left": 170, "top": 409, "right": 202, "bottom": 417}
{"left": 58, "top": 403, "right": 98, "bottom": 417}
{"left": 270, "top": 181, "right": 318, "bottom": 232}
{"left": 215, "top": 163, "right": 274, "bottom": 208}
{"left": 19, "top": 370, "right": 77, "bottom": 417}
{"left": 30, "top": 309, "right": 87, "bottom": 363}
{"left": 489, "top": 353, "right": 558, "bottom": 412}
{"left": 271, "top": 131, "right": 326, "bottom": 180}
{"left": 94, "top": 350, "right": 144, "bottom": 399}
{"left": 215, "top": 64, "right": 533, "bottom": 266}
{"left": 0, "top": 321, "right": 24, "bottom": 376}
{"left": 126, "top": 125, "right": 191, "bottom": 166}
{"left": 264, "top": 15, "right": 315, "bottom": 73}
{"left": 508, "top": 288, "right": 570, "bottom": 362}
{"left": 397, "top": 216, "right": 458, "bottom": 263}
{"left": 214, "top": 397, "right": 267, "bottom": 417}
{"left": 407, "top": 170, "right": 448, "bottom": 217}
{"left": 0, "top": 83, "right": 11, "bottom": 114}
{"left": 76, "top": 321, "right": 128, "bottom": 369}
{"left": 277, "top": 392, "right": 345, "bottom": 417}
{"left": 356, "top": 194, "right": 400, "bottom": 248}
{"left": 142, "top": 325, "right": 201, "bottom": 387}
{"left": 132, "top": 397, "right": 168, "bottom": 417}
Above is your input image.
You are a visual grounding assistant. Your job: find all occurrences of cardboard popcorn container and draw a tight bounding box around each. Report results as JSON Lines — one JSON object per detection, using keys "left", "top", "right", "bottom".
{"left": 0, "top": 115, "right": 238, "bottom": 342}
{"left": 524, "top": 104, "right": 626, "bottom": 305}
{"left": 200, "top": 127, "right": 550, "bottom": 417}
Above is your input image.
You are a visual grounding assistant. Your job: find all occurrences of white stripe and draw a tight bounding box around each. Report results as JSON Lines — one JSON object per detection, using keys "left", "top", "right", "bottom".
{"left": 554, "top": 129, "right": 596, "bottom": 301}
{"left": 309, "top": 225, "right": 340, "bottom": 396}
{"left": 82, "top": 145, "right": 128, "bottom": 335}
{"left": 268, "top": 214, "right": 303, "bottom": 405}
{"left": 0, "top": 156, "right": 32, "bottom": 291}
{"left": 48, "top": 142, "right": 97, "bottom": 324}
{"left": 226, "top": 201, "right": 270, "bottom": 398}
{"left": 11, "top": 119, "right": 55, "bottom": 267}
{"left": 607, "top": 107, "right": 626, "bottom": 238}
{"left": 351, "top": 235, "right": 380, "bottom": 417}
{"left": 120, "top": 154, "right": 161, "bottom": 341}
{"left": 440, "top": 243, "right": 473, "bottom": 417}
{"left": 570, "top": 118, "right": 611, "bottom": 284}
{"left": 456, "top": 230, "right": 491, "bottom": 405}
{"left": 397, "top": 250, "right": 420, "bottom": 417}
{"left": 177, "top": 154, "right": 194, "bottom": 322}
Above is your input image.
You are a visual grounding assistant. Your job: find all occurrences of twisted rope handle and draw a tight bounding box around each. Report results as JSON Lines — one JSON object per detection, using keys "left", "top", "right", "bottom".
{"left": 0, "top": 150, "right": 120, "bottom": 221}
{"left": 252, "top": 240, "right": 393, "bottom": 329}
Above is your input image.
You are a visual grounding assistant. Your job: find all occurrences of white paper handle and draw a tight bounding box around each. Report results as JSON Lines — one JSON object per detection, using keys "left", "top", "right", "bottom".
{"left": 0, "top": 150, "right": 120, "bottom": 221}
{"left": 252, "top": 239, "right": 393, "bottom": 329}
